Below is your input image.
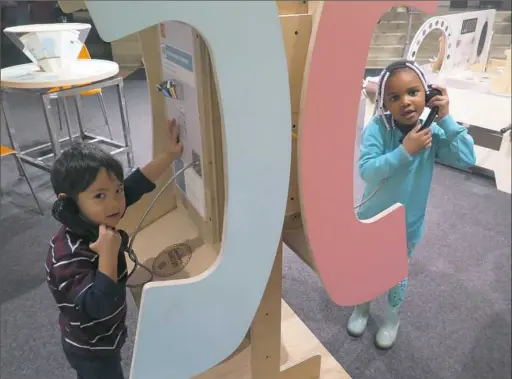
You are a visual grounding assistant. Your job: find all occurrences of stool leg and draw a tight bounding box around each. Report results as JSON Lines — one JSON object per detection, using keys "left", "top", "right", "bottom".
{"left": 1, "top": 92, "right": 24, "bottom": 176}
{"left": 73, "top": 95, "right": 87, "bottom": 141}
{"left": 97, "top": 92, "right": 114, "bottom": 140}
{"left": 60, "top": 97, "right": 74, "bottom": 144}
{"left": 41, "top": 94, "right": 62, "bottom": 157}
{"left": 116, "top": 81, "right": 135, "bottom": 169}
{"left": 13, "top": 154, "right": 44, "bottom": 215}
{"left": 56, "top": 98, "right": 63, "bottom": 132}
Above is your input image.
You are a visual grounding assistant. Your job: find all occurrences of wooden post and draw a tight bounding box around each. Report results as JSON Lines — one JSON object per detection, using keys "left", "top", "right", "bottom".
{"left": 250, "top": 242, "right": 321, "bottom": 379}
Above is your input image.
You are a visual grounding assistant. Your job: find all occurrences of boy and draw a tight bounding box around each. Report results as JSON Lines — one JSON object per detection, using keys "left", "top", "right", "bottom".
{"left": 46, "top": 120, "right": 182, "bottom": 379}
{"left": 349, "top": 60, "right": 476, "bottom": 349}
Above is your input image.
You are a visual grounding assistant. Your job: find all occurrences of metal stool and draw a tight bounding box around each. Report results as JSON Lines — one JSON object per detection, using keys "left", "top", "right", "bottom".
{"left": 0, "top": 144, "right": 44, "bottom": 215}
{"left": 47, "top": 45, "right": 114, "bottom": 143}
{"left": 0, "top": 72, "right": 135, "bottom": 174}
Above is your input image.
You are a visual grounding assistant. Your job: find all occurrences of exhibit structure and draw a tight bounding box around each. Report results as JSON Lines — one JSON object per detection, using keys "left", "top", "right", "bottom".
{"left": 409, "top": 9, "right": 510, "bottom": 194}
{"left": 79, "top": 1, "right": 336, "bottom": 378}
{"left": 363, "top": 8, "right": 511, "bottom": 193}
{"left": 51, "top": 0, "right": 441, "bottom": 378}
{"left": 406, "top": 9, "right": 496, "bottom": 74}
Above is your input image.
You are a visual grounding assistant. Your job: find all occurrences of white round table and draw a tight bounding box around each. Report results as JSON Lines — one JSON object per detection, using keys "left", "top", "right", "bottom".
{"left": 0, "top": 59, "right": 119, "bottom": 89}
{"left": 0, "top": 59, "right": 134, "bottom": 172}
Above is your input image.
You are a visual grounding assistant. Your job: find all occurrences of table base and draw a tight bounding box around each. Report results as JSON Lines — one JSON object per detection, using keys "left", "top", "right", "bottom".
{"left": 17, "top": 132, "right": 131, "bottom": 173}
{"left": 1, "top": 75, "right": 135, "bottom": 175}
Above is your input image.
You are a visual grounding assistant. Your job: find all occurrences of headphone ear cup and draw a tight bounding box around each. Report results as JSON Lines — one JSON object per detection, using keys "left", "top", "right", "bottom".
{"left": 425, "top": 86, "right": 442, "bottom": 106}
{"left": 51, "top": 196, "right": 79, "bottom": 224}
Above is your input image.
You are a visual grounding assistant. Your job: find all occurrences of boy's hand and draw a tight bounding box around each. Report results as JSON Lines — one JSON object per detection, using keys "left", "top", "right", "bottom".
{"left": 166, "top": 119, "right": 183, "bottom": 157}
{"left": 403, "top": 124, "right": 432, "bottom": 155}
{"left": 427, "top": 84, "right": 450, "bottom": 120}
{"left": 140, "top": 119, "right": 184, "bottom": 183}
{"left": 89, "top": 225, "right": 122, "bottom": 259}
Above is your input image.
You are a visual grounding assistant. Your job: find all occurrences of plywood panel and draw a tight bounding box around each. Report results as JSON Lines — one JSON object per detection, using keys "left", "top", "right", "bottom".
{"left": 127, "top": 210, "right": 348, "bottom": 379}
{"left": 187, "top": 31, "right": 225, "bottom": 245}
{"left": 194, "top": 300, "right": 350, "bottom": 379}
{"left": 126, "top": 207, "right": 219, "bottom": 307}
{"left": 285, "top": 112, "right": 301, "bottom": 216}
{"left": 283, "top": 227, "right": 315, "bottom": 271}
{"left": 206, "top": 50, "right": 227, "bottom": 242}
{"left": 85, "top": 3, "right": 295, "bottom": 377}
{"left": 117, "top": 26, "right": 178, "bottom": 234}
{"left": 307, "top": 0, "right": 323, "bottom": 16}
{"left": 280, "top": 14, "right": 312, "bottom": 114}
{"left": 276, "top": 0, "right": 309, "bottom": 15}
{"left": 111, "top": 33, "right": 143, "bottom": 69}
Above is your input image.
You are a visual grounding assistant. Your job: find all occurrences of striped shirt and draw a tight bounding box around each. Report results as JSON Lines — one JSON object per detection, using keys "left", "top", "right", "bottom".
{"left": 46, "top": 168, "right": 155, "bottom": 356}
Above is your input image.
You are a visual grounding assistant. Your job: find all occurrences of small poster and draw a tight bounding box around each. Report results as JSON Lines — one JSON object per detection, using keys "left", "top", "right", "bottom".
{"left": 159, "top": 21, "right": 206, "bottom": 219}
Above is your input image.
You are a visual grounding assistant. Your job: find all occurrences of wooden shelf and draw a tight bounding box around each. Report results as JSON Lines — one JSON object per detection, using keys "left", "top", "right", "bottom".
{"left": 125, "top": 206, "right": 219, "bottom": 307}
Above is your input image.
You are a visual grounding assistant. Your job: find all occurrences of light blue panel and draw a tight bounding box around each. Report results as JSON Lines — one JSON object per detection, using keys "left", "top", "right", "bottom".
{"left": 86, "top": 1, "right": 291, "bottom": 378}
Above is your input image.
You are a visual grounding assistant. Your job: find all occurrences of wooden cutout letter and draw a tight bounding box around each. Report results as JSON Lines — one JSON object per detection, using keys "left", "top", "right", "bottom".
{"left": 300, "top": 1, "right": 438, "bottom": 305}
{"left": 85, "top": 1, "right": 291, "bottom": 378}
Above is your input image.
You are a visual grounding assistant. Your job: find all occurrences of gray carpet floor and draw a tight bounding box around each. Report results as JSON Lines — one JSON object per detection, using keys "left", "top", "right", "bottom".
{"left": 1, "top": 74, "right": 510, "bottom": 379}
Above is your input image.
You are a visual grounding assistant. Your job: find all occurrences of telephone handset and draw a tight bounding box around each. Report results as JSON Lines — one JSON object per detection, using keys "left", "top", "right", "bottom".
{"left": 51, "top": 197, "right": 130, "bottom": 248}
{"left": 420, "top": 85, "right": 443, "bottom": 130}
{"left": 52, "top": 196, "right": 153, "bottom": 286}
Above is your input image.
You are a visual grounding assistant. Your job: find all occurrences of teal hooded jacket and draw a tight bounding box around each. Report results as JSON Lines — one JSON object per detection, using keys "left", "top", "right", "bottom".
{"left": 357, "top": 114, "right": 476, "bottom": 245}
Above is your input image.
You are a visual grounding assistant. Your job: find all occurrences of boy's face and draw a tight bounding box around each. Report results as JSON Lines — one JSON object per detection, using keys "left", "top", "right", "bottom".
{"left": 77, "top": 168, "right": 126, "bottom": 228}
{"left": 383, "top": 68, "right": 426, "bottom": 125}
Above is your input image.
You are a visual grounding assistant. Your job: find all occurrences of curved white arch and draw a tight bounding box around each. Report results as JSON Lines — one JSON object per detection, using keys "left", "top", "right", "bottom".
{"left": 407, "top": 10, "right": 496, "bottom": 74}
{"left": 86, "top": 2, "right": 291, "bottom": 378}
{"left": 407, "top": 16, "right": 453, "bottom": 72}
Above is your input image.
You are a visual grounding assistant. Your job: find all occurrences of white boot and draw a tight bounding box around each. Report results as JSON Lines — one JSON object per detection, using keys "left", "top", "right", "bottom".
{"left": 346, "top": 301, "right": 371, "bottom": 337}
{"left": 375, "top": 306, "right": 400, "bottom": 349}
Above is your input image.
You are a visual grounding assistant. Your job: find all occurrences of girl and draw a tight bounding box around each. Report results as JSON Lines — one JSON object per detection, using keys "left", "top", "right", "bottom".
{"left": 350, "top": 60, "right": 476, "bottom": 349}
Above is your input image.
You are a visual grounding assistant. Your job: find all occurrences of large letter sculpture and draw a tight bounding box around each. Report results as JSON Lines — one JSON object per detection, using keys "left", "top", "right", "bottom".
{"left": 300, "top": 1, "right": 438, "bottom": 305}
{"left": 86, "top": 1, "right": 291, "bottom": 378}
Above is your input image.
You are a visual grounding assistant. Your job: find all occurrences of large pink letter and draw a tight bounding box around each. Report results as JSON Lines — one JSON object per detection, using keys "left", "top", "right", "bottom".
{"left": 300, "top": 1, "right": 438, "bottom": 305}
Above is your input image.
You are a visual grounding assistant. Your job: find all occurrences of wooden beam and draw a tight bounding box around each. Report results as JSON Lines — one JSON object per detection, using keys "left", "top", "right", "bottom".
{"left": 249, "top": 243, "right": 322, "bottom": 379}
{"left": 277, "top": 1, "right": 309, "bottom": 15}
{"left": 279, "top": 14, "right": 312, "bottom": 216}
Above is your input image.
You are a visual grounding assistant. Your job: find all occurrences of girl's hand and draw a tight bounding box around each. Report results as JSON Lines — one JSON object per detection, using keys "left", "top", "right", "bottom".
{"left": 403, "top": 124, "right": 432, "bottom": 155}
{"left": 427, "top": 84, "right": 450, "bottom": 121}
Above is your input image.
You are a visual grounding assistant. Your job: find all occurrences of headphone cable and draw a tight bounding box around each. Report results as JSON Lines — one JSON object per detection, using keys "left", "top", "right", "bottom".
{"left": 124, "top": 161, "right": 198, "bottom": 288}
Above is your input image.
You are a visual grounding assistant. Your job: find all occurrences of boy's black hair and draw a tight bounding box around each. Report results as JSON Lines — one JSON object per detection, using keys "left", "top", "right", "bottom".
{"left": 50, "top": 142, "right": 124, "bottom": 199}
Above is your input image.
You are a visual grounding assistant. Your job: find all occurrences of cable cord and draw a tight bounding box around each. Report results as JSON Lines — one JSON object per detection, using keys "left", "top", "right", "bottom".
{"left": 125, "top": 161, "right": 198, "bottom": 288}
{"left": 353, "top": 178, "right": 387, "bottom": 210}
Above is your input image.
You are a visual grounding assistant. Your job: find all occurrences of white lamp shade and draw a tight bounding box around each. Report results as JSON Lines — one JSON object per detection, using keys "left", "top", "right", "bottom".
{"left": 3, "top": 23, "right": 91, "bottom": 73}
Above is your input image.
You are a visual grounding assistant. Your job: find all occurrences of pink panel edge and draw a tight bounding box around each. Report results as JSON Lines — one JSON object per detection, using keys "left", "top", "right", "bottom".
{"left": 299, "top": 1, "right": 439, "bottom": 306}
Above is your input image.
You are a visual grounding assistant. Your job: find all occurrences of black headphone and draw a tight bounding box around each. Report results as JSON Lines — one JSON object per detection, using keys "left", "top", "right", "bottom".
{"left": 52, "top": 195, "right": 130, "bottom": 247}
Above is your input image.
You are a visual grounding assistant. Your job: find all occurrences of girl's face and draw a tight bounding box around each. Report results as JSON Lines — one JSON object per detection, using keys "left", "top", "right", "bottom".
{"left": 383, "top": 68, "right": 426, "bottom": 125}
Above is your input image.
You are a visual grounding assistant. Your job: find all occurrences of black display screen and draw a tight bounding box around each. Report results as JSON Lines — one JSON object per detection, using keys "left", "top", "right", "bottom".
{"left": 461, "top": 18, "right": 478, "bottom": 34}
